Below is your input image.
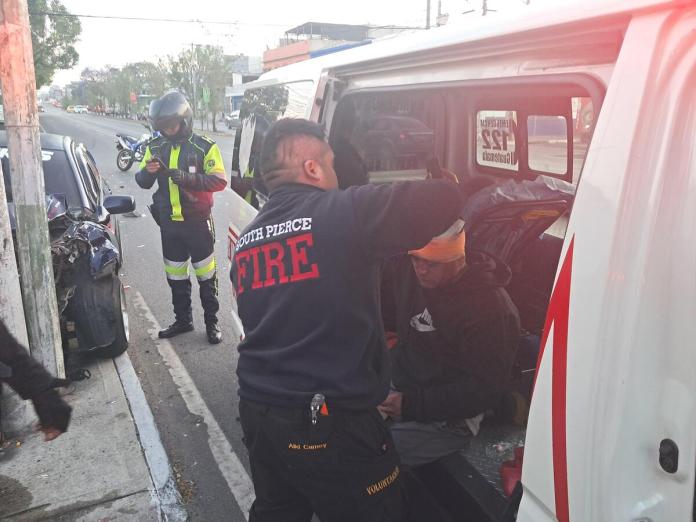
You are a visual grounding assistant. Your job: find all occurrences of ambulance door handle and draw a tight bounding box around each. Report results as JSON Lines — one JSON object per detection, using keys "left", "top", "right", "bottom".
{"left": 658, "top": 439, "right": 679, "bottom": 474}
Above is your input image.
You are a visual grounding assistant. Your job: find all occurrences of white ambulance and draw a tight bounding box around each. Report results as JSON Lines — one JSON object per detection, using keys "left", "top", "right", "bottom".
{"left": 227, "top": 1, "right": 696, "bottom": 520}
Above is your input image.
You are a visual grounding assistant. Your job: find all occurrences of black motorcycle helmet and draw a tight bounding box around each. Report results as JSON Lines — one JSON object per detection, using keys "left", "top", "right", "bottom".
{"left": 148, "top": 92, "right": 193, "bottom": 144}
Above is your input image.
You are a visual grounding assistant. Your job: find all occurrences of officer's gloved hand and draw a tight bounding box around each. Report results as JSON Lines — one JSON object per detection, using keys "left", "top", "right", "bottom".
{"left": 31, "top": 378, "right": 72, "bottom": 440}
{"left": 169, "top": 169, "right": 196, "bottom": 187}
{"left": 170, "top": 169, "right": 227, "bottom": 192}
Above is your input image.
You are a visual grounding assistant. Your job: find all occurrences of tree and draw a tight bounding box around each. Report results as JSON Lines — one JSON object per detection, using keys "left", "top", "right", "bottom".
{"left": 194, "top": 45, "right": 226, "bottom": 132}
{"left": 29, "top": 0, "right": 81, "bottom": 88}
{"left": 168, "top": 50, "right": 195, "bottom": 103}
{"left": 168, "top": 45, "right": 226, "bottom": 131}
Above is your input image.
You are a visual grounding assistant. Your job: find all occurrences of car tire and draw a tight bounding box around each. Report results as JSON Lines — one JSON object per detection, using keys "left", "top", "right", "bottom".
{"left": 93, "top": 276, "right": 129, "bottom": 359}
{"left": 117, "top": 149, "right": 134, "bottom": 171}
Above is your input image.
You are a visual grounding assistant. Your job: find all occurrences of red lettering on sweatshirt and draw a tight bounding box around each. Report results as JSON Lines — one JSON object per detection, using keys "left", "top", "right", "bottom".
{"left": 287, "top": 233, "right": 320, "bottom": 283}
{"left": 235, "top": 232, "right": 320, "bottom": 294}
{"left": 261, "top": 242, "right": 289, "bottom": 287}
{"left": 235, "top": 250, "right": 249, "bottom": 295}
{"left": 248, "top": 247, "right": 263, "bottom": 290}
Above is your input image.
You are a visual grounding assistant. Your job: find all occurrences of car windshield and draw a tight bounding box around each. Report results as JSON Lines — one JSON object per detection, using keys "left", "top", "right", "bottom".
{"left": 2, "top": 148, "right": 81, "bottom": 208}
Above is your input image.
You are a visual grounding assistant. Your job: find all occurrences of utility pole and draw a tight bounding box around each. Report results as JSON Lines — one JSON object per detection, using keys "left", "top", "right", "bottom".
{"left": 0, "top": 142, "right": 32, "bottom": 430}
{"left": 0, "top": 165, "right": 27, "bottom": 345}
{"left": 426, "top": 0, "right": 431, "bottom": 29}
{"left": 0, "top": 0, "right": 64, "bottom": 377}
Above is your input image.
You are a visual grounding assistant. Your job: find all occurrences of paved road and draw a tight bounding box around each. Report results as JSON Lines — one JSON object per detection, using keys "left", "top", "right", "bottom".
{"left": 41, "top": 107, "right": 252, "bottom": 521}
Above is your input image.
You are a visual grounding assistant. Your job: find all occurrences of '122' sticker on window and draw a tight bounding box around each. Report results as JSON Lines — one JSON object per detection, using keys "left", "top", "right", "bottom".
{"left": 476, "top": 116, "right": 517, "bottom": 171}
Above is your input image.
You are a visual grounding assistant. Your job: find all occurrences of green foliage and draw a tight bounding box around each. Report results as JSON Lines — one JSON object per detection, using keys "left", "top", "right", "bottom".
{"left": 78, "top": 61, "right": 170, "bottom": 114}
{"left": 67, "top": 44, "right": 226, "bottom": 129}
{"left": 168, "top": 45, "right": 226, "bottom": 131}
{"left": 29, "top": 0, "right": 81, "bottom": 87}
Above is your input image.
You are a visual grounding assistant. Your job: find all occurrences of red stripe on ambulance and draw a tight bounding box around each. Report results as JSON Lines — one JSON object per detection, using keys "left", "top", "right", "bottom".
{"left": 535, "top": 237, "right": 574, "bottom": 522}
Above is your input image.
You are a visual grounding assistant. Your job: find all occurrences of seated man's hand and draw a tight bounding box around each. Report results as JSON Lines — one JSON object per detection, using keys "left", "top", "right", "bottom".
{"left": 378, "top": 391, "right": 403, "bottom": 419}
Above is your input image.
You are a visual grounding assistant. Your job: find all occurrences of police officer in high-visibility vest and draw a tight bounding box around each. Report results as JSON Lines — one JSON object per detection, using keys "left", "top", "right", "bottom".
{"left": 136, "top": 92, "right": 226, "bottom": 344}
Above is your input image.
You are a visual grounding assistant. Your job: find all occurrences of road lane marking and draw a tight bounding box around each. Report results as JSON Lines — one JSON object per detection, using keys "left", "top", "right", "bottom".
{"left": 132, "top": 291, "right": 255, "bottom": 519}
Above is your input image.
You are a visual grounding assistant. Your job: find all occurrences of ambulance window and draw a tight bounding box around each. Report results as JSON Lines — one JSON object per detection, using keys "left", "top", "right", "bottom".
{"left": 336, "top": 92, "right": 445, "bottom": 183}
{"left": 526, "top": 97, "right": 595, "bottom": 183}
{"left": 475, "top": 110, "right": 519, "bottom": 173}
{"left": 527, "top": 115, "right": 568, "bottom": 176}
{"left": 237, "top": 81, "right": 314, "bottom": 192}
{"left": 572, "top": 97, "right": 594, "bottom": 183}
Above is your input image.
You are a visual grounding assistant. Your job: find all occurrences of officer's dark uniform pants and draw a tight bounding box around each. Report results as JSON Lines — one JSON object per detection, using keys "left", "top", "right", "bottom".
{"left": 160, "top": 219, "right": 219, "bottom": 325}
{"left": 239, "top": 398, "right": 406, "bottom": 522}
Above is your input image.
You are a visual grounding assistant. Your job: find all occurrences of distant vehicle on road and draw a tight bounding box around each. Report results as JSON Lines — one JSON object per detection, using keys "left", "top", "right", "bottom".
{"left": 66, "top": 105, "right": 75, "bottom": 113}
{"left": 1, "top": 132, "right": 135, "bottom": 359}
{"left": 73, "top": 105, "right": 89, "bottom": 114}
{"left": 38, "top": 101, "right": 45, "bottom": 112}
{"left": 225, "top": 110, "right": 240, "bottom": 129}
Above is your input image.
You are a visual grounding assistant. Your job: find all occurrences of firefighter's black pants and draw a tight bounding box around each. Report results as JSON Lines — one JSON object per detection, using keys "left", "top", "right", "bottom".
{"left": 239, "top": 398, "right": 406, "bottom": 522}
{"left": 160, "top": 219, "right": 219, "bottom": 325}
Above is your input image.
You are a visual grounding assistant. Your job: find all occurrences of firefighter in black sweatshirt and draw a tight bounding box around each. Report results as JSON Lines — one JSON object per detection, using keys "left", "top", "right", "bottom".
{"left": 379, "top": 220, "right": 521, "bottom": 467}
{"left": 230, "top": 118, "right": 465, "bottom": 522}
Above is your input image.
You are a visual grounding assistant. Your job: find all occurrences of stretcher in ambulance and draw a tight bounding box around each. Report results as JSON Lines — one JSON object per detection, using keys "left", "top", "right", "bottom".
{"left": 227, "top": 1, "right": 696, "bottom": 519}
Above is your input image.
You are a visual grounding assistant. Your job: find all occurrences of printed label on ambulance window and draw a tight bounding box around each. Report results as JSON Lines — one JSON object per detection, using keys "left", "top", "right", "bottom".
{"left": 476, "top": 111, "right": 518, "bottom": 172}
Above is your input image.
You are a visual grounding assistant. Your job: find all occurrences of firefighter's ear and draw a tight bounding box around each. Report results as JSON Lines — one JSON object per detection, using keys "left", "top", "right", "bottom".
{"left": 302, "top": 159, "right": 322, "bottom": 181}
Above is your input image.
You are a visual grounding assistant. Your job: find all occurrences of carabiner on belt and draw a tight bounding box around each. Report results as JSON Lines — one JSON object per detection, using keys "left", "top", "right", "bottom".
{"left": 310, "top": 393, "right": 326, "bottom": 426}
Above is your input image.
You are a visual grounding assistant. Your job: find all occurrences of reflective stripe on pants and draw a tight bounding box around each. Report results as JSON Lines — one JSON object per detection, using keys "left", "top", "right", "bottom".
{"left": 164, "top": 258, "right": 189, "bottom": 280}
{"left": 192, "top": 253, "right": 216, "bottom": 281}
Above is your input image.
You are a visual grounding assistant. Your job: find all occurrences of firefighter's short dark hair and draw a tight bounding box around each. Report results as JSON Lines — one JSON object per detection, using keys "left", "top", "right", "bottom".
{"left": 260, "top": 118, "right": 327, "bottom": 179}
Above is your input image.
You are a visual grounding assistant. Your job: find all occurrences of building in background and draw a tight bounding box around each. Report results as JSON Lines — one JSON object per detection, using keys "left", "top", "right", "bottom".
{"left": 223, "top": 55, "right": 263, "bottom": 122}
{"left": 262, "top": 22, "right": 417, "bottom": 71}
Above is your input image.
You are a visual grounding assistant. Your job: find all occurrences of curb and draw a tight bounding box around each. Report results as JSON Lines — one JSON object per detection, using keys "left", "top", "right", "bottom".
{"left": 114, "top": 352, "right": 188, "bottom": 522}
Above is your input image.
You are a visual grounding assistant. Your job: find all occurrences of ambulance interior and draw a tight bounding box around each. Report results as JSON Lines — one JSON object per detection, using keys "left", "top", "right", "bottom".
{"left": 328, "top": 77, "right": 600, "bottom": 521}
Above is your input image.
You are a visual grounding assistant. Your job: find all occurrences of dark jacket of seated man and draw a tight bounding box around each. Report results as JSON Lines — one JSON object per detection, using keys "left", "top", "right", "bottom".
{"left": 380, "top": 220, "right": 520, "bottom": 466}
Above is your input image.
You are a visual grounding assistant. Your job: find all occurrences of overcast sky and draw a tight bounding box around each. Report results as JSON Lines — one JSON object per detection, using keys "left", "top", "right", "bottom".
{"left": 52, "top": 0, "right": 540, "bottom": 86}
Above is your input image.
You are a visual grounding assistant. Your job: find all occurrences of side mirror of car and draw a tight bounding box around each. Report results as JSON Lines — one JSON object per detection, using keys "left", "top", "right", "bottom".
{"left": 103, "top": 195, "right": 136, "bottom": 215}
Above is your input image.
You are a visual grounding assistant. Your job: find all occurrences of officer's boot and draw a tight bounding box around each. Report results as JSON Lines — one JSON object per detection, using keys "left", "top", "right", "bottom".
{"left": 160, "top": 279, "right": 194, "bottom": 339}
{"left": 200, "top": 275, "right": 222, "bottom": 344}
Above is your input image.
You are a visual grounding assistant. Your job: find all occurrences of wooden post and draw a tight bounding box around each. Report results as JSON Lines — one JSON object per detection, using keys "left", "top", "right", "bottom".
{"left": 0, "top": 143, "right": 32, "bottom": 430}
{"left": 0, "top": 159, "right": 28, "bottom": 347}
{"left": 0, "top": 0, "right": 64, "bottom": 377}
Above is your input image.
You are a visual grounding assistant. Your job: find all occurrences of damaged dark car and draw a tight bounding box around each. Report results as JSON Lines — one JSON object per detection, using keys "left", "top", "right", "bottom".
{"left": 1, "top": 132, "right": 134, "bottom": 359}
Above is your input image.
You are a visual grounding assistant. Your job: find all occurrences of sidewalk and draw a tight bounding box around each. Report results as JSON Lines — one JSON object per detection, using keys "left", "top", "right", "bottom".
{"left": 0, "top": 354, "right": 186, "bottom": 521}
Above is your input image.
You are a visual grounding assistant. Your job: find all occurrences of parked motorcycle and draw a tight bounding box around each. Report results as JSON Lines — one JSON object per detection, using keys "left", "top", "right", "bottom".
{"left": 115, "top": 129, "right": 158, "bottom": 171}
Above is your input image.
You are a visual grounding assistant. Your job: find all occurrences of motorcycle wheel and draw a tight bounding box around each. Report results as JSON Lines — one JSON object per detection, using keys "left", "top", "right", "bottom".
{"left": 117, "top": 149, "right": 134, "bottom": 171}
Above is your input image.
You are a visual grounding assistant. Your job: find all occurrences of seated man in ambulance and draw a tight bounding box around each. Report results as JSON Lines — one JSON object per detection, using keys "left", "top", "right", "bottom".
{"left": 378, "top": 220, "right": 521, "bottom": 467}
